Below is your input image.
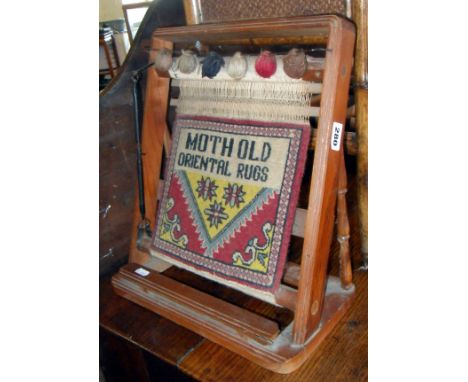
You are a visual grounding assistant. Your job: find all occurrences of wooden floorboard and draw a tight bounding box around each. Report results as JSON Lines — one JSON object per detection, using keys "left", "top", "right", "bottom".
{"left": 100, "top": 278, "right": 205, "bottom": 366}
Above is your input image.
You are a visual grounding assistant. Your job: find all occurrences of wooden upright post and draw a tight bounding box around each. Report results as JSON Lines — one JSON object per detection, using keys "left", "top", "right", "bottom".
{"left": 128, "top": 38, "right": 174, "bottom": 271}
{"left": 292, "top": 18, "right": 355, "bottom": 344}
{"left": 352, "top": 0, "right": 368, "bottom": 264}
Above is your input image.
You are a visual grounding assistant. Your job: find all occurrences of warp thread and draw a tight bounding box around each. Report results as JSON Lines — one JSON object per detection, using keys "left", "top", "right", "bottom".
{"left": 173, "top": 79, "right": 320, "bottom": 104}
{"left": 283, "top": 48, "right": 308, "bottom": 79}
{"left": 255, "top": 51, "right": 277, "bottom": 78}
{"left": 177, "top": 49, "right": 198, "bottom": 74}
{"left": 227, "top": 51, "right": 248, "bottom": 80}
{"left": 202, "top": 52, "right": 225, "bottom": 78}
{"left": 175, "top": 98, "right": 318, "bottom": 123}
{"left": 154, "top": 48, "right": 173, "bottom": 72}
{"left": 173, "top": 79, "right": 321, "bottom": 123}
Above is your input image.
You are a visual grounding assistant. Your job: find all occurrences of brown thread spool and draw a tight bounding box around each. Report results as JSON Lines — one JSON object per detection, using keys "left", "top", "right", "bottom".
{"left": 283, "top": 48, "right": 307, "bottom": 79}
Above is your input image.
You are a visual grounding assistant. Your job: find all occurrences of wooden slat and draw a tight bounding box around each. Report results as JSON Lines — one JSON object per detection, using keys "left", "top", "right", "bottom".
{"left": 282, "top": 262, "right": 301, "bottom": 288}
{"left": 113, "top": 263, "right": 280, "bottom": 342}
{"left": 152, "top": 16, "right": 333, "bottom": 44}
{"left": 274, "top": 284, "right": 297, "bottom": 311}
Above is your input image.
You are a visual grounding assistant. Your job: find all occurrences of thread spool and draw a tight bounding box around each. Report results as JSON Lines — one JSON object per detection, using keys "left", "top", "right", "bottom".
{"left": 255, "top": 51, "right": 277, "bottom": 78}
{"left": 154, "top": 48, "right": 173, "bottom": 72}
{"left": 283, "top": 48, "right": 308, "bottom": 79}
{"left": 177, "top": 49, "right": 198, "bottom": 74}
{"left": 202, "top": 52, "right": 225, "bottom": 79}
{"left": 227, "top": 52, "right": 248, "bottom": 80}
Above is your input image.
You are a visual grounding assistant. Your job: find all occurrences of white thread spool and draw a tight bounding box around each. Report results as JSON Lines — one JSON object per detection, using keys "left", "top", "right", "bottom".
{"left": 227, "top": 52, "right": 248, "bottom": 80}
{"left": 154, "top": 48, "right": 173, "bottom": 72}
{"left": 177, "top": 49, "right": 198, "bottom": 74}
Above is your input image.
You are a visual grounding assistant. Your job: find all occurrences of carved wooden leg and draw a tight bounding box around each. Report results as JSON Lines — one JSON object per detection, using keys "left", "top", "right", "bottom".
{"left": 337, "top": 154, "right": 352, "bottom": 289}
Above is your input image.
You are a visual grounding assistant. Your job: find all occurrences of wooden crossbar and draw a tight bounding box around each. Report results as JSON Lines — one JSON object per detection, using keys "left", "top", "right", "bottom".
{"left": 114, "top": 263, "right": 280, "bottom": 342}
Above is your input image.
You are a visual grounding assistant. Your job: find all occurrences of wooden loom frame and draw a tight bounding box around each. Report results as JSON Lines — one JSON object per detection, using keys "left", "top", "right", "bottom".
{"left": 112, "top": 15, "right": 355, "bottom": 374}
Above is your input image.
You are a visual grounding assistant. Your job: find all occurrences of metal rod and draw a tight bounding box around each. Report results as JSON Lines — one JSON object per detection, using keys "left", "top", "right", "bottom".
{"left": 131, "top": 62, "right": 154, "bottom": 240}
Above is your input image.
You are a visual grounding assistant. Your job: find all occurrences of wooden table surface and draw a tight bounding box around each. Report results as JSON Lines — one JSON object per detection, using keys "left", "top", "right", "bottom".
{"left": 100, "top": 174, "right": 367, "bottom": 381}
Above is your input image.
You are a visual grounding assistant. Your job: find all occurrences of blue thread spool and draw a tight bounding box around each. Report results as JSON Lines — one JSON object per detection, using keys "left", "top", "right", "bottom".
{"left": 202, "top": 52, "right": 225, "bottom": 79}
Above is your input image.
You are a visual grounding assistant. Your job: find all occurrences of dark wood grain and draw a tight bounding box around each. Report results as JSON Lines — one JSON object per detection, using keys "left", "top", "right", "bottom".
{"left": 100, "top": 328, "right": 198, "bottom": 382}
{"left": 100, "top": 275, "right": 204, "bottom": 365}
{"left": 100, "top": 328, "right": 152, "bottom": 382}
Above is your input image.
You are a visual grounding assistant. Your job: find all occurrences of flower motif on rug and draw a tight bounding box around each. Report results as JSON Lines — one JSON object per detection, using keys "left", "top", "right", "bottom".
{"left": 196, "top": 176, "right": 218, "bottom": 201}
{"left": 223, "top": 183, "right": 246, "bottom": 208}
{"left": 204, "top": 201, "right": 228, "bottom": 229}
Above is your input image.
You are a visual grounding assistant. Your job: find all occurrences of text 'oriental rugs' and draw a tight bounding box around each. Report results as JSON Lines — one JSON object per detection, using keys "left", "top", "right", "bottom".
{"left": 151, "top": 115, "right": 310, "bottom": 299}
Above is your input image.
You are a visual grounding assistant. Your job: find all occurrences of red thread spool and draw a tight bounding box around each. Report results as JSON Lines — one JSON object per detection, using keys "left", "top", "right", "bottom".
{"left": 255, "top": 51, "right": 277, "bottom": 78}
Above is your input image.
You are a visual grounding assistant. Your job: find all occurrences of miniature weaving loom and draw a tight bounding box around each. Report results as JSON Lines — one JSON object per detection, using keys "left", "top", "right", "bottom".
{"left": 112, "top": 15, "right": 355, "bottom": 373}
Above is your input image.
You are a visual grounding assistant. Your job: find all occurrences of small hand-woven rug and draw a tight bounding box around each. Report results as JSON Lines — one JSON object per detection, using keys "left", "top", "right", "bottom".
{"left": 151, "top": 78, "right": 315, "bottom": 301}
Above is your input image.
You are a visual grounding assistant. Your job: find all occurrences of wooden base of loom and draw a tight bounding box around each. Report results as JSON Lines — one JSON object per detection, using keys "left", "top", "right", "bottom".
{"left": 112, "top": 263, "right": 355, "bottom": 374}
